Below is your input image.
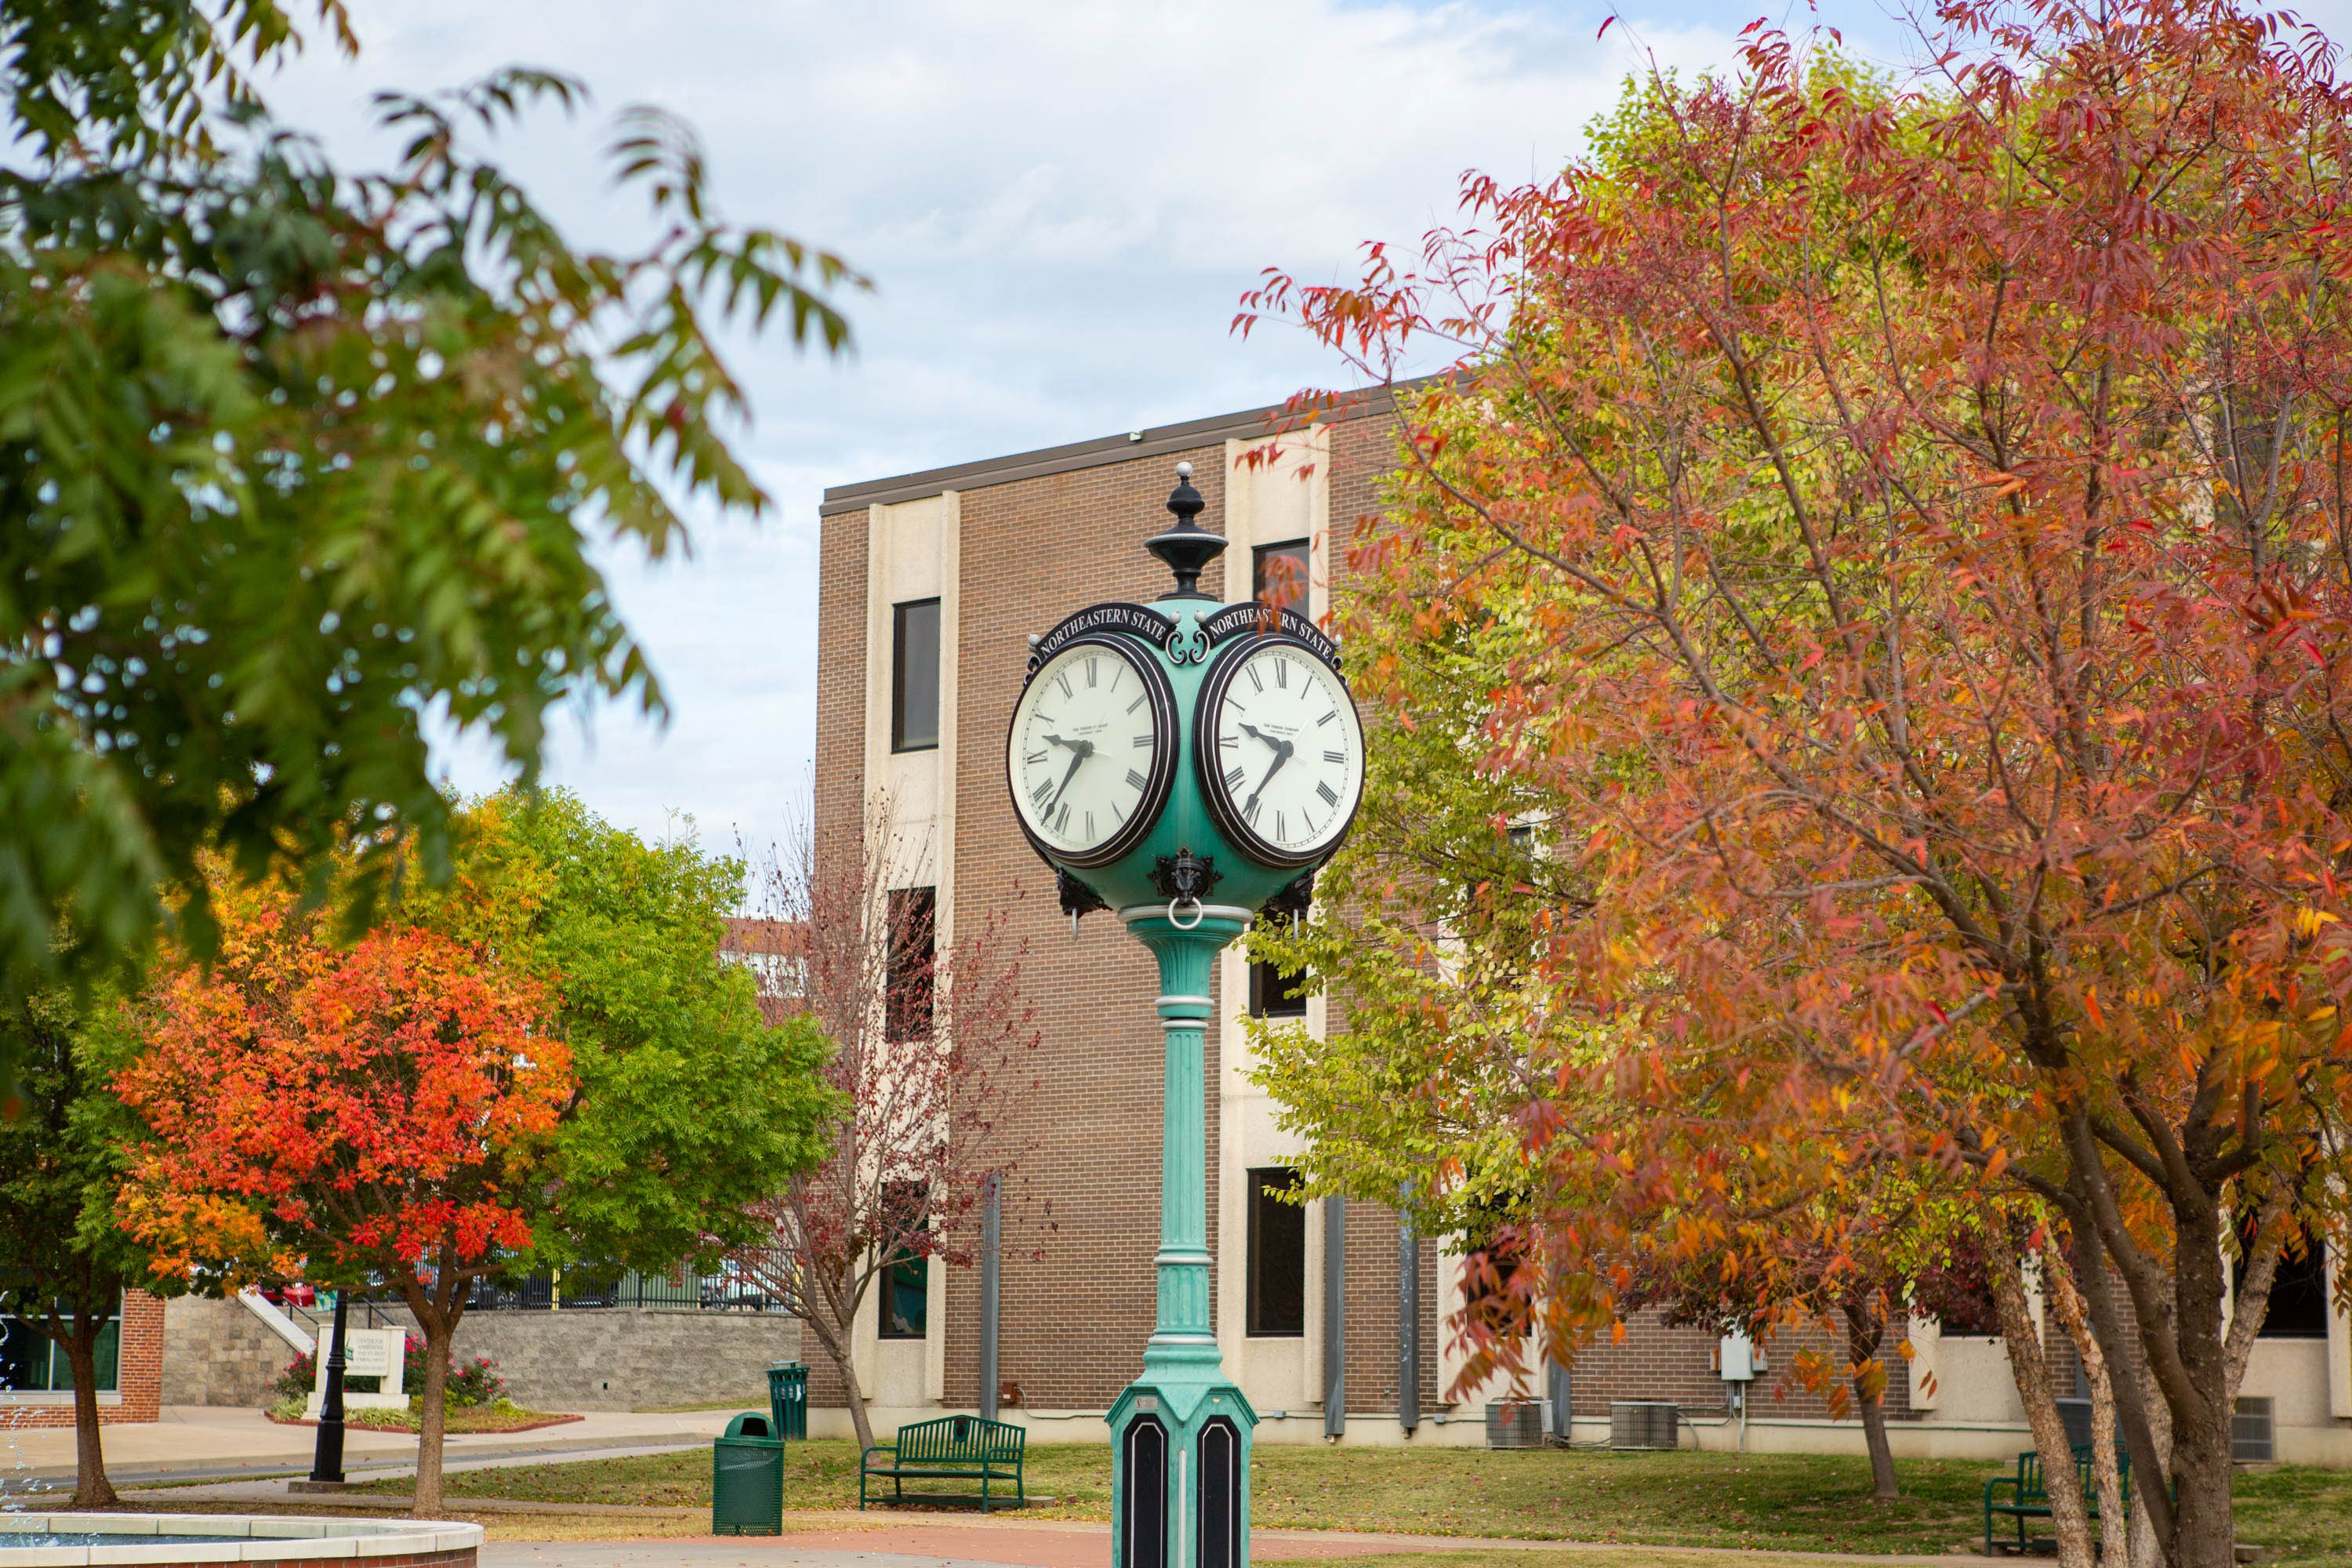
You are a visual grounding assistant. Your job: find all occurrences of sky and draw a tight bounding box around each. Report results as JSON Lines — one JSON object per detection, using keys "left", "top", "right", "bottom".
{"left": 253, "top": 0, "right": 2350, "bottom": 861}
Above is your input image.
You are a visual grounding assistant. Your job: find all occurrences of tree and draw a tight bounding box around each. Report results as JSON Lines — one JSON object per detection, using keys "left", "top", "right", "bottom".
{"left": 0, "top": 2, "right": 861, "bottom": 1093}
{"left": 114, "top": 903, "right": 568, "bottom": 1515}
{"left": 0, "top": 993, "right": 165, "bottom": 1505}
{"left": 731, "top": 805, "right": 1042, "bottom": 1453}
{"left": 111, "top": 791, "right": 839, "bottom": 1513}
{"left": 1247, "top": 5, "right": 2352, "bottom": 1565}
{"left": 399, "top": 789, "right": 840, "bottom": 1277}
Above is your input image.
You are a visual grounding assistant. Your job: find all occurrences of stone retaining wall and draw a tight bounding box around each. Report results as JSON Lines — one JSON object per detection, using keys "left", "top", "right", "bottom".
{"left": 162, "top": 1295, "right": 295, "bottom": 1410}
{"left": 399, "top": 1307, "right": 801, "bottom": 1413}
{"left": 162, "top": 1296, "right": 800, "bottom": 1413}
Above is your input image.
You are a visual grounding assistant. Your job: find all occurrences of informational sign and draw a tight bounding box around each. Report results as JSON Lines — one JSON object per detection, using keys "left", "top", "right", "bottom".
{"left": 305, "top": 1327, "right": 408, "bottom": 1416}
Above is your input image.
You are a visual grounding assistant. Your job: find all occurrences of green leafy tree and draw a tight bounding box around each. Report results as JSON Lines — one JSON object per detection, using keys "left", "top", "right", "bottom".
{"left": 0, "top": 1, "right": 862, "bottom": 1095}
{"left": 403, "top": 787, "right": 844, "bottom": 1276}
{"left": 0, "top": 994, "right": 168, "bottom": 1506}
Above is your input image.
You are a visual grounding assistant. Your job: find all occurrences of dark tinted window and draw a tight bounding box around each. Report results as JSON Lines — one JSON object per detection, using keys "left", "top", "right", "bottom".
{"left": 892, "top": 599, "right": 941, "bottom": 751}
{"left": 1252, "top": 540, "right": 1309, "bottom": 611}
{"left": 1249, "top": 959, "right": 1307, "bottom": 1019}
{"left": 878, "top": 1181, "right": 929, "bottom": 1339}
{"left": 1247, "top": 1167, "right": 1305, "bottom": 1337}
{"left": 2246, "top": 1232, "right": 2331, "bottom": 1339}
{"left": 886, "top": 888, "right": 935, "bottom": 1041}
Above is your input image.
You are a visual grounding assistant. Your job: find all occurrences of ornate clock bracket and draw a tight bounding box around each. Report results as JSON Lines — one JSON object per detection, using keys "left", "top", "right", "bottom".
{"left": 1261, "top": 869, "right": 1314, "bottom": 930}
{"left": 1150, "top": 848, "right": 1221, "bottom": 906}
{"left": 1057, "top": 866, "right": 1107, "bottom": 931}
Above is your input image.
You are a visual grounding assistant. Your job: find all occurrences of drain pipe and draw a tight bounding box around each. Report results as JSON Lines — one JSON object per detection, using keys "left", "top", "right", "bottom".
{"left": 979, "top": 1174, "right": 1002, "bottom": 1423}
{"left": 1323, "top": 1195, "right": 1345, "bottom": 1438}
{"left": 1397, "top": 1207, "right": 1420, "bottom": 1435}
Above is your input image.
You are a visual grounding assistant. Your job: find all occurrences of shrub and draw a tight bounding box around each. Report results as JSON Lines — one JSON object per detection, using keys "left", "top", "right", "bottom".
{"left": 269, "top": 1351, "right": 314, "bottom": 1405}
{"left": 446, "top": 1355, "right": 506, "bottom": 1408}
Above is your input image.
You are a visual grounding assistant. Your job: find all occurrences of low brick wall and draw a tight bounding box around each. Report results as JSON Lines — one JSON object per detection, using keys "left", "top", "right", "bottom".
{"left": 160, "top": 1294, "right": 801, "bottom": 1413}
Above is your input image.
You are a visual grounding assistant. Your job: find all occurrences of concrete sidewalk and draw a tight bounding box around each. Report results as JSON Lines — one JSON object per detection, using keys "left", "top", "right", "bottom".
{"left": 471, "top": 1517, "right": 2000, "bottom": 1568}
{"left": 4, "top": 1405, "right": 737, "bottom": 1486}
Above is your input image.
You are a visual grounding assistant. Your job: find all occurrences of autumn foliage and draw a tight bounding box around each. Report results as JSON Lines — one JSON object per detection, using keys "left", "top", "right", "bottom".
{"left": 114, "top": 887, "right": 568, "bottom": 1511}
{"left": 1246, "top": 2, "right": 2352, "bottom": 1565}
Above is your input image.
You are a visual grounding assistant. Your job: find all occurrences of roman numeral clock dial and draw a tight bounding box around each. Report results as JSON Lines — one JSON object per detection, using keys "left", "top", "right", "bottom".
{"left": 1197, "top": 636, "right": 1365, "bottom": 869}
{"left": 1006, "top": 637, "right": 1176, "bottom": 869}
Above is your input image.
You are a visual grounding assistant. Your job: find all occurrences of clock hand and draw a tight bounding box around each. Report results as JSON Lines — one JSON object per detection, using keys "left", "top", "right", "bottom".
{"left": 1238, "top": 721, "right": 1280, "bottom": 750}
{"left": 1045, "top": 739, "right": 1094, "bottom": 810}
{"left": 1243, "top": 737, "right": 1294, "bottom": 814}
{"left": 1042, "top": 733, "right": 1083, "bottom": 751}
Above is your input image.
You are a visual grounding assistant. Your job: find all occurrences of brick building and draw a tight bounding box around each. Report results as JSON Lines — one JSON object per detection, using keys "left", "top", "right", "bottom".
{"left": 0, "top": 1288, "right": 164, "bottom": 1429}
{"left": 812, "top": 394, "right": 2352, "bottom": 1461}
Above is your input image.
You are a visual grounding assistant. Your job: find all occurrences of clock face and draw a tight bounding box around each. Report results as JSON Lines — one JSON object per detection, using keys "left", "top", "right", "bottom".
{"left": 1006, "top": 637, "right": 1175, "bottom": 869}
{"left": 1197, "top": 636, "right": 1364, "bottom": 868}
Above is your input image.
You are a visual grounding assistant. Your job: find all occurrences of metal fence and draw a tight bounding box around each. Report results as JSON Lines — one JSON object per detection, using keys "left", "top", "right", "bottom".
{"left": 461, "top": 1266, "right": 789, "bottom": 1314}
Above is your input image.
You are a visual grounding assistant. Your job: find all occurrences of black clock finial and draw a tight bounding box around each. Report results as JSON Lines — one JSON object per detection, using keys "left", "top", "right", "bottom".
{"left": 1145, "top": 459, "right": 1226, "bottom": 601}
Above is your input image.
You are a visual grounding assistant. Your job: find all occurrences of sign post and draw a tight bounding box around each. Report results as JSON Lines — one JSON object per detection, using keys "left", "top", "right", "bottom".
{"left": 1005, "top": 466, "right": 1364, "bottom": 1568}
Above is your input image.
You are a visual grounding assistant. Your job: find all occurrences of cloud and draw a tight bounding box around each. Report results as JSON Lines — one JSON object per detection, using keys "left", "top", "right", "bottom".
{"left": 260, "top": 0, "right": 1742, "bottom": 859}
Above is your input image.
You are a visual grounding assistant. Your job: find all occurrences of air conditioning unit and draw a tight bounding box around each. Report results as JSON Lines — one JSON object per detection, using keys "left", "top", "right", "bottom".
{"left": 1486, "top": 1399, "right": 1544, "bottom": 1449}
{"left": 1610, "top": 1400, "right": 1680, "bottom": 1450}
{"left": 2232, "top": 1397, "right": 2275, "bottom": 1464}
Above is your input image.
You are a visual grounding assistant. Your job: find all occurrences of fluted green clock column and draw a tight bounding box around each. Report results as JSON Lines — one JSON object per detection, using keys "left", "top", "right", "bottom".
{"left": 1004, "top": 463, "right": 1365, "bottom": 1568}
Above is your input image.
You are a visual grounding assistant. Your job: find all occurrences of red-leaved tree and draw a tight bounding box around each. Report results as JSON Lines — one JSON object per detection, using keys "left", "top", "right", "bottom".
{"left": 1246, "top": 4, "right": 2352, "bottom": 1566}
{"left": 732, "top": 805, "right": 1040, "bottom": 1452}
{"left": 114, "top": 887, "right": 568, "bottom": 1514}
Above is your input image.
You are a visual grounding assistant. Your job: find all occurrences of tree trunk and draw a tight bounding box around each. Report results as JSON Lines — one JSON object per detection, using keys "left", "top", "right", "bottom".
{"left": 810, "top": 1309, "right": 876, "bottom": 1454}
{"left": 61, "top": 1327, "right": 118, "bottom": 1508}
{"left": 1987, "top": 1240, "right": 2098, "bottom": 1568}
{"left": 2165, "top": 1377, "right": 2238, "bottom": 1568}
{"left": 2042, "top": 1243, "right": 2127, "bottom": 1566}
{"left": 412, "top": 1311, "right": 451, "bottom": 1515}
{"left": 1840, "top": 1301, "right": 1898, "bottom": 1501}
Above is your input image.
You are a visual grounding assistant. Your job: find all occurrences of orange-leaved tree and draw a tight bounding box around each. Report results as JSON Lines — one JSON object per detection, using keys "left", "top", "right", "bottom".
{"left": 1247, "top": 3, "right": 2352, "bottom": 1566}
{"left": 113, "top": 887, "right": 568, "bottom": 1514}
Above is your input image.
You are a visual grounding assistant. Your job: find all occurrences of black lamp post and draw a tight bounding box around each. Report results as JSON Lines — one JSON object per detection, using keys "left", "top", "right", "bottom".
{"left": 309, "top": 1288, "right": 350, "bottom": 1486}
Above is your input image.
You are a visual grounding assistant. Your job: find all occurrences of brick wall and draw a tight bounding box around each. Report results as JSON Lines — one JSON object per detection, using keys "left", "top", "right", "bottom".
{"left": 1559, "top": 1307, "right": 1919, "bottom": 1423}
{"left": 948, "top": 445, "right": 1232, "bottom": 1412}
{"left": 813, "top": 401, "right": 1459, "bottom": 1421}
{"left": 0, "top": 1289, "right": 163, "bottom": 1429}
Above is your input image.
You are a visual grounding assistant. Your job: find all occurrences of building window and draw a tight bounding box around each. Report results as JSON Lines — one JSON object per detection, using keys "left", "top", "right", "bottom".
{"left": 2243, "top": 1231, "right": 2331, "bottom": 1339}
{"left": 0, "top": 1308, "right": 120, "bottom": 1393}
{"left": 892, "top": 598, "right": 942, "bottom": 752}
{"left": 878, "top": 1181, "right": 929, "bottom": 1340}
{"left": 885, "top": 887, "right": 935, "bottom": 1041}
{"left": 1252, "top": 539, "right": 1309, "bottom": 611}
{"left": 1249, "top": 959, "right": 1307, "bottom": 1019}
{"left": 1246, "top": 1167, "right": 1306, "bottom": 1337}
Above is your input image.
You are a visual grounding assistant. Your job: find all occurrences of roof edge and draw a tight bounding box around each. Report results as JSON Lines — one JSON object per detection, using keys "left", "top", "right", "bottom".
{"left": 818, "top": 383, "right": 1410, "bottom": 517}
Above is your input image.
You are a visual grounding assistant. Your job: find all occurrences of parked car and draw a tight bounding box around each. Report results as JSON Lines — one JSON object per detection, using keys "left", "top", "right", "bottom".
{"left": 260, "top": 1283, "right": 317, "bottom": 1308}
{"left": 698, "top": 1267, "right": 768, "bottom": 1312}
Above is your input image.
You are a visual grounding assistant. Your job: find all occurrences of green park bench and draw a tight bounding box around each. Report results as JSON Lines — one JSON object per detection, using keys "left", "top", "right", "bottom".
{"left": 859, "top": 1414, "right": 1027, "bottom": 1512}
{"left": 1984, "top": 1445, "right": 2132, "bottom": 1555}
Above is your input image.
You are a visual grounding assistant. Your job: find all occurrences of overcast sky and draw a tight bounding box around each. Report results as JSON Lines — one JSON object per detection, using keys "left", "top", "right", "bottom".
{"left": 257, "top": 0, "right": 2350, "bottom": 863}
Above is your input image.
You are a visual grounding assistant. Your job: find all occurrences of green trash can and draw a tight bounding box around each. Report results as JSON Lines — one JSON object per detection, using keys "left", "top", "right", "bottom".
{"left": 767, "top": 1361, "right": 808, "bottom": 1441}
{"left": 712, "top": 1412, "right": 783, "bottom": 1536}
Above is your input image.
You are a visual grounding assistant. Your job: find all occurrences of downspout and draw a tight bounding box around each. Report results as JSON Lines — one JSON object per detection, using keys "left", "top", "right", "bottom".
{"left": 1323, "top": 1196, "right": 1346, "bottom": 1438}
{"left": 980, "top": 1173, "right": 1001, "bottom": 1422}
{"left": 1398, "top": 1207, "right": 1421, "bottom": 1435}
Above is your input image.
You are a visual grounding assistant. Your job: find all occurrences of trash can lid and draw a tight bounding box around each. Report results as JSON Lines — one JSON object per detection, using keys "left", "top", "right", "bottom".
{"left": 722, "top": 1412, "right": 777, "bottom": 1440}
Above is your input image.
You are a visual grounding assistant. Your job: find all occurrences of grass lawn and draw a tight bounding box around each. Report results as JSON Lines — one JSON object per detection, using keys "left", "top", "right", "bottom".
{"left": 354, "top": 1441, "right": 2352, "bottom": 1563}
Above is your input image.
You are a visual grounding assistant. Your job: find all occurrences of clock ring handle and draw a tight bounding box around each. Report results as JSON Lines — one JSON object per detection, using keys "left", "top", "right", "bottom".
{"left": 1167, "top": 895, "right": 1204, "bottom": 931}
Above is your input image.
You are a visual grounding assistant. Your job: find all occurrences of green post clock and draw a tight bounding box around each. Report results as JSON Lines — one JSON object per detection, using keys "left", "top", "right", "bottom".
{"left": 1004, "top": 463, "right": 1363, "bottom": 1568}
